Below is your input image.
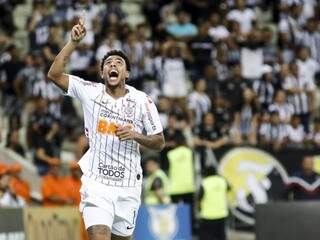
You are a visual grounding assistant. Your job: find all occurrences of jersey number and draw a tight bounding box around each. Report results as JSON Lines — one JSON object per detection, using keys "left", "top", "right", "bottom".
{"left": 97, "top": 119, "right": 118, "bottom": 135}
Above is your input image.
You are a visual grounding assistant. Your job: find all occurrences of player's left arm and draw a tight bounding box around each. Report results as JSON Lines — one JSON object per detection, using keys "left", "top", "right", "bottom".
{"left": 116, "top": 95, "right": 165, "bottom": 151}
{"left": 116, "top": 127, "right": 165, "bottom": 151}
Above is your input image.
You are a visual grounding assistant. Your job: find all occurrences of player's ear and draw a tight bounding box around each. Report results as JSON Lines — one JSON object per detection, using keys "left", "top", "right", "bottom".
{"left": 125, "top": 71, "right": 130, "bottom": 80}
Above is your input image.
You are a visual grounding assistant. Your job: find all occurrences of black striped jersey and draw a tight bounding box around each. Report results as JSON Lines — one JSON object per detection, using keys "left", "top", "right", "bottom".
{"left": 66, "top": 75, "right": 163, "bottom": 187}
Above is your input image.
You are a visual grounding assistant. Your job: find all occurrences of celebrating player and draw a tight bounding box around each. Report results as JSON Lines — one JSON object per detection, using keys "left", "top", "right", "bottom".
{"left": 47, "top": 12, "right": 165, "bottom": 240}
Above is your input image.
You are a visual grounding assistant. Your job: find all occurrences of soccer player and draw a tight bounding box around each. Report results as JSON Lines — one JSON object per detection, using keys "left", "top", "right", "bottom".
{"left": 47, "top": 14, "right": 165, "bottom": 240}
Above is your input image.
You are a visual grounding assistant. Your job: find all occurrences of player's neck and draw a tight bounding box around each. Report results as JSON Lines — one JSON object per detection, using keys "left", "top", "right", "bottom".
{"left": 105, "top": 84, "right": 127, "bottom": 99}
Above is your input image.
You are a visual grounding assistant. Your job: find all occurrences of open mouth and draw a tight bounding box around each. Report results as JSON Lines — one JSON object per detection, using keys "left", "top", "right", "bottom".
{"left": 109, "top": 70, "right": 119, "bottom": 80}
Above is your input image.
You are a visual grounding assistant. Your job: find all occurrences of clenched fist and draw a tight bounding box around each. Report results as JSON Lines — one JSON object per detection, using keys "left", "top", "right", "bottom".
{"left": 71, "top": 11, "right": 86, "bottom": 43}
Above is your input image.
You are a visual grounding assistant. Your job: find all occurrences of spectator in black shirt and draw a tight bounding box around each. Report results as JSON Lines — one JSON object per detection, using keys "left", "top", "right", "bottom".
{"left": 27, "top": 97, "right": 62, "bottom": 157}
{"left": 189, "top": 21, "right": 214, "bottom": 76}
{"left": 160, "top": 113, "right": 180, "bottom": 172}
{"left": 6, "top": 130, "right": 25, "bottom": 157}
{"left": 285, "top": 156, "right": 320, "bottom": 200}
{"left": 221, "top": 64, "right": 250, "bottom": 111}
{"left": 0, "top": 44, "right": 24, "bottom": 115}
{"left": 194, "top": 112, "right": 229, "bottom": 173}
{"left": 27, "top": 0, "right": 53, "bottom": 51}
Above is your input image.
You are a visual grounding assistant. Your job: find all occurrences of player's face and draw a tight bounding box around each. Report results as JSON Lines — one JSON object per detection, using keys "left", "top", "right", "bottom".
{"left": 102, "top": 55, "right": 129, "bottom": 87}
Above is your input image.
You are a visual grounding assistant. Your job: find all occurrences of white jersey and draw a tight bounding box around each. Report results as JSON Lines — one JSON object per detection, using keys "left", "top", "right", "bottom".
{"left": 66, "top": 75, "right": 163, "bottom": 187}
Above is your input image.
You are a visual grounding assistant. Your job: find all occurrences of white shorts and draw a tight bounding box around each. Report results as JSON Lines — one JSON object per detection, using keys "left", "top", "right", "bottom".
{"left": 79, "top": 175, "right": 141, "bottom": 237}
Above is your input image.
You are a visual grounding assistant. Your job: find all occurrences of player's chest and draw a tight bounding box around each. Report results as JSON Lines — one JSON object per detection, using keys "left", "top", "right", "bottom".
{"left": 88, "top": 96, "right": 143, "bottom": 132}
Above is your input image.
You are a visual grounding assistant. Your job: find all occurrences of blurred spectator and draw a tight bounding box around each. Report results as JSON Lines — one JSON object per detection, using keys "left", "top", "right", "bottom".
{"left": 296, "top": 17, "right": 320, "bottom": 63}
{"left": 64, "top": 161, "right": 81, "bottom": 206}
{"left": 212, "top": 96, "right": 233, "bottom": 134}
{"left": 143, "top": 156, "right": 171, "bottom": 205}
{"left": 296, "top": 46, "right": 320, "bottom": 88}
{"left": 194, "top": 112, "right": 229, "bottom": 172}
{"left": 226, "top": 0, "right": 257, "bottom": 34}
{"left": 0, "top": 44, "right": 24, "bottom": 115}
{"left": 6, "top": 130, "right": 25, "bottom": 157}
{"left": 187, "top": 78, "right": 211, "bottom": 127}
{"left": 42, "top": 23, "right": 64, "bottom": 65}
{"left": 278, "top": 32, "right": 296, "bottom": 64}
{"left": 166, "top": 9, "right": 198, "bottom": 41}
{"left": 220, "top": 64, "right": 250, "bottom": 111}
{"left": 285, "top": 156, "right": 320, "bottom": 200}
{"left": 198, "top": 167, "right": 229, "bottom": 240}
{"left": 259, "top": 111, "right": 287, "bottom": 150}
{"left": 269, "top": 90, "right": 294, "bottom": 123}
{"left": 278, "top": 3, "right": 305, "bottom": 42}
{"left": 154, "top": 40, "right": 192, "bottom": 110}
{"left": 66, "top": 0, "right": 100, "bottom": 47}
{"left": 285, "top": 114, "right": 306, "bottom": 148}
{"left": 157, "top": 95, "right": 172, "bottom": 129}
{"left": 122, "top": 31, "right": 146, "bottom": 90}
{"left": 27, "top": 0, "right": 53, "bottom": 51}
{"left": 189, "top": 21, "right": 214, "bottom": 74}
{"left": 213, "top": 47, "right": 229, "bottom": 83}
{"left": 160, "top": 113, "right": 180, "bottom": 172}
{"left": 283, "top": 61, "right": 315, "bottom": 132}
{"left": 52, "top": 0, "right": 73, "bottom": 24}
{"left": 262, "top": 27, "right": 278, "bottom": 66}
{"left": 69, "top": 43, "right": 96, "bottom": 82}
{"left": 32, "top": 69, "right": 63, "bottom": 118}
{"left": 95, "top": 32, "right": 121, "bottom": 62}
{"left": 0, "top": 0, "right": 17, "bottom": 36}
{"left": 8, "top": 163, "right": 30, "bottom": 203}
{"left": 231, "top": 88, "right": 259, "bottom": 145}
{"left": 0, "top": 163, "right": 25, "bottom": 207}
{"left": 208, "top": 12, "right": 230, "bottom": 42}
{"left": 41, "top": 159, "right": 73, "bottom": 207}
{"left": 252, "top": 64, "right": 275, "bottom": 110}
{"left": 240, "top": 30, "right": 264, "bottom": 81}
{"left": 27, "top": 97, "right": 62, "bottom": 175}
{"left": 14, "top": 52, "right": 38, "bottom": 103}
{"left": 159, "top": 0, "right": 182, "bottom": 27}
{"left": 202, "top": 64, "right": 220, "bottom": 99}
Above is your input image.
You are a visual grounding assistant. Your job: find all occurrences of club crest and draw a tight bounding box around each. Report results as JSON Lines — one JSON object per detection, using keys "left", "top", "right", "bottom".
{"left": 124, "top": 99, "right": 136, "bottom": 118}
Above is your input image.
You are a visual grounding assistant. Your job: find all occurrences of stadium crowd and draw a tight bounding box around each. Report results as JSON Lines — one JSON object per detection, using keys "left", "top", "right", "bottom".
{"left": 1, "top": 0, "right": 320, "bottom": 237}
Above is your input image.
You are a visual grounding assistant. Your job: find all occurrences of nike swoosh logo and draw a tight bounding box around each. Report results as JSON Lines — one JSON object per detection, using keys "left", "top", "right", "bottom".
{"left": 126, "top": 226, "right": 134, "bottom": 230}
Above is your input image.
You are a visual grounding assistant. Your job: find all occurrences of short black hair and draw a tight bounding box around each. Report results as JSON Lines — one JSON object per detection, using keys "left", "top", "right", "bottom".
{"left": 100, "top": 50, "right": 131, "bottom": 72}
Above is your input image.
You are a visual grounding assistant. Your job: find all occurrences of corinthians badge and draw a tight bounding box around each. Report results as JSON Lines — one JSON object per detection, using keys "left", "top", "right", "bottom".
{"left": 124, "top": 99, "right": 136, "bottom": 118}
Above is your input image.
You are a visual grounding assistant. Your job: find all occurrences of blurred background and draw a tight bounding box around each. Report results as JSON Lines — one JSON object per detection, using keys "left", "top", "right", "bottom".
{"left": 1, "top": 0, "right": 320, "bottom": 239}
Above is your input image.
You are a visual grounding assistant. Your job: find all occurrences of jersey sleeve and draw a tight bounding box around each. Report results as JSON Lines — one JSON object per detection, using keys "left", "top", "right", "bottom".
{"left": 142, "top": 95, "right": 163, "bottom": 135}
{"left": 64, "top": 74, "right": 94, "bottom": 102}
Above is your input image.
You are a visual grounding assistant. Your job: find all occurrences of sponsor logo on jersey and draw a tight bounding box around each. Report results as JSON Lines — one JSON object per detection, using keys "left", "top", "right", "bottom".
{"left": 98, "top": 163, "right": 125, "bottom": 180}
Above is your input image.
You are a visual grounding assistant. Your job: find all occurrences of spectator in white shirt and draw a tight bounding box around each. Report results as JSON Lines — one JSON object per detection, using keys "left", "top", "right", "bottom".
{"left": 296, "top": 17, "right": 320, "bottom": 63}
{"left": 296, "top": 46, "right": 320, "bottom": 84}
{"left": 269, "top": 90, "right": 294, "bottom": 123}
{"left": 283, "top": 61, "right": 316, "bottom": 132}
{"left": 95, "top": 32, "right": 122, "bottom": 62}
{"left": 227, "top": 0, "right": 257, "bottom": 34}
{"left": 188, "top": 79, "right": 212, "bottom": 127}
{"left": 285, "top": 114, "right": 306, "bottom": 148}
{"left": 208, "top": 12, "right": 230, "bottom": 42}
{"left": 259, "top": 111, "right": 288, "bottom": 150}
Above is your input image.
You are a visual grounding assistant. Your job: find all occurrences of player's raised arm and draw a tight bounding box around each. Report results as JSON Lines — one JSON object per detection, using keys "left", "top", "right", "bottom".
{"left": 47, "top": 12, "right": 86, "bottom": 92}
